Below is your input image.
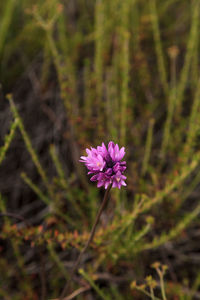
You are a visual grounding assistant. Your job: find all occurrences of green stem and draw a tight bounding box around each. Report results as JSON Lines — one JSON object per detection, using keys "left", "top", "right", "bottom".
{"left": 160, "top": 273, "right": 167, "bottom": 300}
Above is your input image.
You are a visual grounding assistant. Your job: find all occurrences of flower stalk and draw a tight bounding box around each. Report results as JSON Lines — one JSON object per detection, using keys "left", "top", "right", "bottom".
{"left": 60, "top": 184, "right": 112, "bottom": 299}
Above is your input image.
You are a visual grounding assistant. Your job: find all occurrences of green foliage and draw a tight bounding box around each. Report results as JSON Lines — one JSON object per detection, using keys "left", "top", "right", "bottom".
{"left": 1, "top": 0, "right": 200, "bottom": 299}
{"left": 0, "top": 0, "right": 17, "bottom": 58}
{"left": 0, "top": 118, "right": 18, "bottom": 165}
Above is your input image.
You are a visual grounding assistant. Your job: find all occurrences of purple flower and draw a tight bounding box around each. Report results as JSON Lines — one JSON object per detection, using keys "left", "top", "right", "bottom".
{"left": 80, "top": 142, "right": 126, "bottom": 189}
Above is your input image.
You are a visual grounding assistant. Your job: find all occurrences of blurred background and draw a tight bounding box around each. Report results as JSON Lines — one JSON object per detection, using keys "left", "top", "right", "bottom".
{"left": 1, "top": 0, "right": 200, "bottom": 299}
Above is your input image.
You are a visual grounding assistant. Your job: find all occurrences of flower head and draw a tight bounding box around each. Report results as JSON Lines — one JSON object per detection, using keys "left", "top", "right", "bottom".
{"left": 80, "top": 142, "right": 126, "bottom": 189}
